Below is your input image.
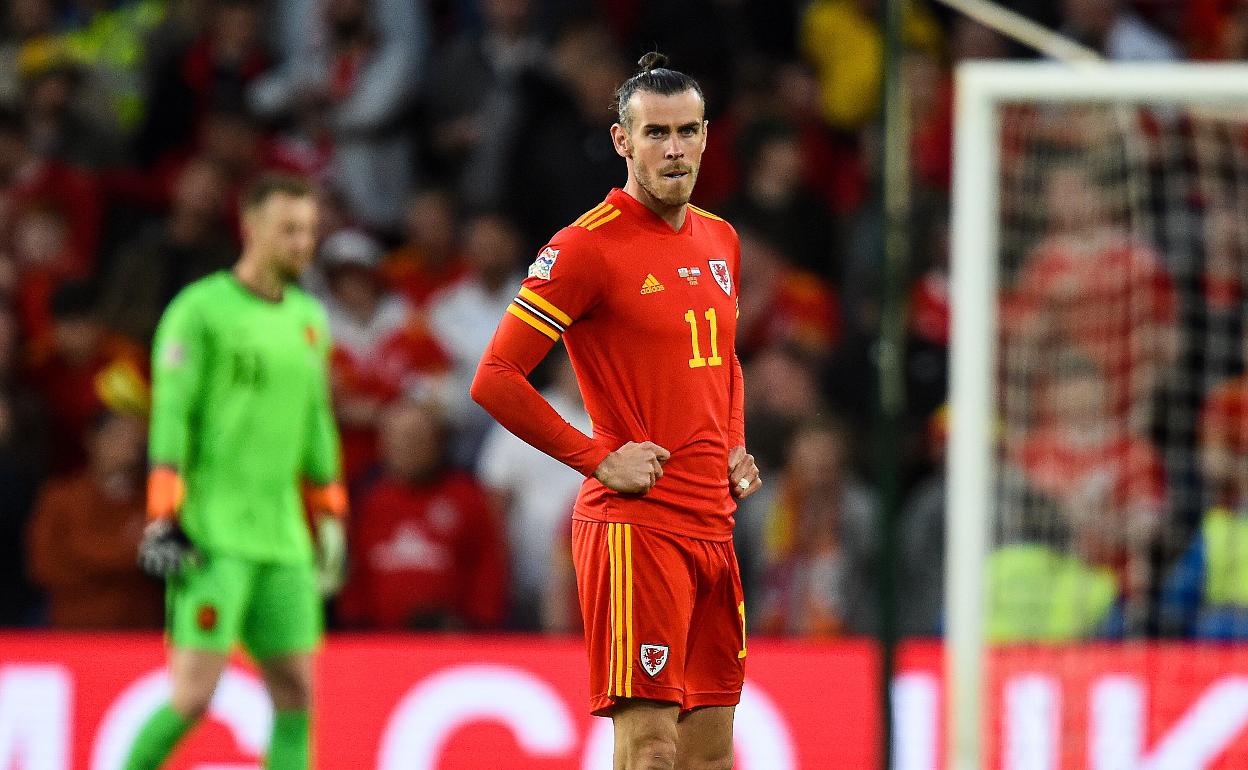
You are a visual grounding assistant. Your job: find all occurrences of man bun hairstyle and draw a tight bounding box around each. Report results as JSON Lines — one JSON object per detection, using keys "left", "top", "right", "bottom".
{"left": 615, "top": 52, "right": 705, "bottom": 130}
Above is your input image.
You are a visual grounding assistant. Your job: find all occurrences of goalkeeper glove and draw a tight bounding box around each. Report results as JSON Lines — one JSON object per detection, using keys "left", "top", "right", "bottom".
{"left": 138, "top": 519, "right": 199, "bottom": 578}
{"left": 315, "top": 515, "right": 347, "bottom": 597}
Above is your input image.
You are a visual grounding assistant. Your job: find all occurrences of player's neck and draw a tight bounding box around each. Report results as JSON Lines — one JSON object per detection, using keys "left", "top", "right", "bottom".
{"left": 233, "top": 255, "right": 285, "bottom": 302}
{"left": 623, "top": 179, "right": 687, "bottom": 232}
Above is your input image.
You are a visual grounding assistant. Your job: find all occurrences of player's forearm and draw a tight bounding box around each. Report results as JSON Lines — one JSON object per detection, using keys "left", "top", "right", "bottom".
{"left": 148, "top": 391, "right": 194, "bottom": 474}
{"left": 729, "top": 351, "right": 746, "bottom": 448}
{"left": 471, "top": 347, "right": 609, "bottom": 477}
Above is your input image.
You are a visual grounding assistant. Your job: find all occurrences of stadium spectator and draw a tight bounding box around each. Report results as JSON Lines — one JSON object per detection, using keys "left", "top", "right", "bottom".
{"left": 735, "top": 226, "right": 841, "bottom": 360}
{"left": 136, "top": 0, "right": 270, "bottom": 168}
{"left": 1003, "top": 163, "right": 1178, "bottom": 434}
{"left": 338, "top": 399, "right": 508, "bottom": 630}
{"left": 0, "top": 105, "right": 102, "bottom": 282}
{"left": 1011, "top": 355, "right": 1164, "bottom": 614}
{"left": 0, "top": 0, "right": 56, "bottom": 107}
{"left": 317, "top": 228, "right": 450, "bottom": 485}
{"left": 757, "top": 419, "right": 877, "bottom": 636}
{"left": 24, "top": 282, "right": 146, "bottom": 474}
{"left": 743, "top": 344, "right": 829, "bottom": 475}
{"left": 799, "top": 0, "right": 942, "bottom": 132}
{"left": 476, "top": 350, "right": 588, "bottom": 630}
{"left": 98, "top": 157, "right": 235, "bottom": 345}
{"left": 1199, "top": 349, "right": 1248, "bottom": 513}
{"left": 25, "top": 409, "right": 162, "bottom": 629}
{"left": 1186, "top": 0, "right": 1248, "bottom": 59}
{"left": 382, "top": 188, "right": 467, "bottom": 307}
{"left": 1159, "top": 358, "right": 1248, "bottom": 638}
{"left": 17, "top": 42, "right": 125, "bottom": 168}
{"left": 499, "top": 22, "right": 628, "bottom": 247}
{"left": 248, "top": 0, "right": 430, "bottom": 231}
{"left": 722, "top": 118, "right": 838, "bottom": 280}
{"left": 1059, "top": 0, "right": 1181, "bottom": 61}
{"left": 985, "top": 487, "right": 1122, "bottom": 642}
{"left": 421, "top": 0, "right": 542, "bottom": 191}
{"left": 427, "top": 212, "right": 525, "bottom": 465}
{"left": 41, "top": 0, "right": 167, "bottom": 134}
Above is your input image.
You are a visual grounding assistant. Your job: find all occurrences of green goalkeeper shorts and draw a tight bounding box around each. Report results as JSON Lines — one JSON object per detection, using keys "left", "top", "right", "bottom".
{"left": 167, "top": 551, "right": 321, "bottom": 660}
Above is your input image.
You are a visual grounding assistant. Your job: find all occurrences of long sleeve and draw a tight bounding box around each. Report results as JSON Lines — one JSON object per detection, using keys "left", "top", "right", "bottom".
{"left": 302, "top": 310, "right": 342, "bottom": 485}
{"left": 471, "top": 232, "right": 611, "bottom": 477}
{"left": 303, "top": 308, "right": 347, "bottom": 519}
{"left": 471, "top": 313, "right": 610, "bottom": 477}
{"left": 149, "top": 292, "right": 208, "bottom": 473}
{"left": 729, "top": 351, "right": 745, "bottom": 448}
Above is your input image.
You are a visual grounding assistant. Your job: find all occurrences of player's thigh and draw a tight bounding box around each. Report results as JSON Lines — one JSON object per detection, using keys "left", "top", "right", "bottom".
{"left": 258, "top": 652, "right": 314, "bottom": 711}
{"left": 241, "top": 561, "right": 321, "bottom": 662}
{"left": 612, "top": 698, "right": 680, "bottom": 770}
{"left": 675, "top": 705, "right": 735, "bottom": 770}
{"left": 572, "top": 521, "right": 696, "bottom": 714}
{"left": 682, "top": 540, "right": 745, "bottom": 711}
{"left": 167, "top": 551, "right": 254, "bottom": 655}
{"left": 168, "top": 646, "right": 230, "bottom": 719}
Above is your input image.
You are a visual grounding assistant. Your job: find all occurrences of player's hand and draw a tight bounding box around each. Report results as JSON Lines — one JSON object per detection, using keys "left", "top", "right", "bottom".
{"left": 137, "top": 519, "right": 199, "bottom": 578}
{"left": 315, "top": 516, "right": 347, "bottom": 598}
{"left": 728, "top": 445, "right": 762, "bottom": 499}
{"left": 593, "top": 441, "right": 671, "bottom": 494}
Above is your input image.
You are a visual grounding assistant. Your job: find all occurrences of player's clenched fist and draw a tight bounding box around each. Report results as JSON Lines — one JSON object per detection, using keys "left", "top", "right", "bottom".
{"left": 728, "top": 445, "right": 762, "bottom": 499}
{"left": 594, "top": 441, "right": 671, "bottom": 494}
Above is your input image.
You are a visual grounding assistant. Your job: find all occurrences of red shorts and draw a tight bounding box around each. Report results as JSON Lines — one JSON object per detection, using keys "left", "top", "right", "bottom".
{"left": 572, "top": 520, "right": 746, "bottom": 717}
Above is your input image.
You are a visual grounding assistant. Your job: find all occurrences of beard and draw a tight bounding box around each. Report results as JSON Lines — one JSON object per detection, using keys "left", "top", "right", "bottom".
{"left": 636, "top": 162, "right": 699, "bottom": 207}
{"left": 274, "top": 254, "right": 311, "bottom": 284}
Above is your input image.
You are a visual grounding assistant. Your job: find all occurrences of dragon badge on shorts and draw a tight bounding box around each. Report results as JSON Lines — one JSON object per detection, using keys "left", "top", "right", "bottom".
{"left": 640, "top": 644, "right": 670, "bottom": 677}
{"left": 708, "top": 259, "right": 732, "bottom": 296}
{"left": 528, "top": 247, "right": 559, "bottom": 280}
{"left": 197, "top": 603, "right": 218, "bottom": 632}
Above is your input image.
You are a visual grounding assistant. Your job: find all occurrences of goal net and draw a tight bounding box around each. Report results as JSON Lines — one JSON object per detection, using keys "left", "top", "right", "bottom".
{"left": 948, "top": 63, "right": 1248, "bottom": 769}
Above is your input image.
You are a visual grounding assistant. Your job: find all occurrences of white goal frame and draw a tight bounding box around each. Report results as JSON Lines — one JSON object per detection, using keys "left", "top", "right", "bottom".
{"left": 947, "top": 61, "right": 1248, "bottom": 770}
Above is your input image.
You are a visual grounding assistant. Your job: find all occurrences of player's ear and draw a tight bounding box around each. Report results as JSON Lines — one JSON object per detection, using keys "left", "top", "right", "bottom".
{"left": 610, "top": 123, "right": 631, "bottom": 159}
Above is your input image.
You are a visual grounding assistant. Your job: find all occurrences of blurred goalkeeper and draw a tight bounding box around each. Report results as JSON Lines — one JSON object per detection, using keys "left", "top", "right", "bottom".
{"left": 123, "top": 174, "right": 346, "bottom": 770}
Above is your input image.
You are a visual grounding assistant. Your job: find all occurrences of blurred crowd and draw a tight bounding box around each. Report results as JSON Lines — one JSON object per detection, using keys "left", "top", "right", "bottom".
{"left": 3, "top": 0, "right": 1248, "bottom": 640}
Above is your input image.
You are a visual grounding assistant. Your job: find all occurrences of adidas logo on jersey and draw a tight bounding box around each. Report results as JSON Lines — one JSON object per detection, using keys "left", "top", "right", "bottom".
{"left": 640, "top": 274, "right": 665, "bottom": 294}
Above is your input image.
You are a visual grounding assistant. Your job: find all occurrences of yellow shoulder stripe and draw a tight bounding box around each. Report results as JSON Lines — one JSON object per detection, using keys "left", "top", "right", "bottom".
{"left": 580, "top": 205, "right": 618, "bottom": 231}
{"left": 518, "top": 287, "right": 573, "bottom": 326}
{"left": 688, "top": 204, "right": 724, "bottom": 221}
{"left": 585, "top": 209, "right": 621, "bottom": 231}
{"left": 572, "top": 202, "right": 611, "bottom": 228}
{"left": 507, "top": 305, "right": 560, "bottom": 341}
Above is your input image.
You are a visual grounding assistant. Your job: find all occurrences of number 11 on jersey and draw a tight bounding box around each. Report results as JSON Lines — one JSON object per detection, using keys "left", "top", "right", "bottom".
{"left": 685, "top": 308, "right": 723, "bottom": 369}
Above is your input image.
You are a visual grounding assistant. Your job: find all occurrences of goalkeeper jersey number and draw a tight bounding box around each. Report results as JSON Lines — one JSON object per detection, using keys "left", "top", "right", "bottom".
{"left": 150, "top": 272, "right": 342, "bottom": 564}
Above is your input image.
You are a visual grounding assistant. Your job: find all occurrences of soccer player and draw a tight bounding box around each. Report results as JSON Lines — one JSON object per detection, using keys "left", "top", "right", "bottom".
{"left": 123, "top": 174, "right": 347, "bottom": 770}
{"left": 471, "top": 53, "right": 761, "bottom": 770}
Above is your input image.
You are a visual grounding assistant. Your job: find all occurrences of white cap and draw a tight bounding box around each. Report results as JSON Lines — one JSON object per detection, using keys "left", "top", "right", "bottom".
{"left": 321, "top": 229, "right": 383, "bottom": 270}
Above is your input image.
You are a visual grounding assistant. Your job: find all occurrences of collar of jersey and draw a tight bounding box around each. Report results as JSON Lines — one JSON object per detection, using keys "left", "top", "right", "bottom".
{"left": 608, "top": 188, "right": 693, "bottom": 237}
{"left": 227, "top": 270, "right": 287, "bottom": 305}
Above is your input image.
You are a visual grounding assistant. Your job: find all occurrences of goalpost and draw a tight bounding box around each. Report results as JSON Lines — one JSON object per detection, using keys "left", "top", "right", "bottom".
{"left": 948, "top": 62, "right": 1248, "bottom": 770}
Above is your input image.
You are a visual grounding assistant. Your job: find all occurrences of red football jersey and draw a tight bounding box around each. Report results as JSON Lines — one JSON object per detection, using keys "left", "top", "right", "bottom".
{"left": 1202, "top": 375, "right": 1248, "bottom": 454}
{"left": 473, "top": 188, "right": 745, "bottom": 541}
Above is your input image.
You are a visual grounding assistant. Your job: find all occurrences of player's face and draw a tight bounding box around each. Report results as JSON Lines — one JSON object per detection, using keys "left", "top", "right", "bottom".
{"left": 244, "top": 193, "right": 319, "bottom": 281}
{"left": 614, "top": 89, "right": 707, "bottom": 207}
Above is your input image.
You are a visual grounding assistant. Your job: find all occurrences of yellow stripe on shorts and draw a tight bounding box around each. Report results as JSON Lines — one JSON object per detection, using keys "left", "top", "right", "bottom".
{"left": 624, "top": 524, "right": 634, "bottom": 697}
